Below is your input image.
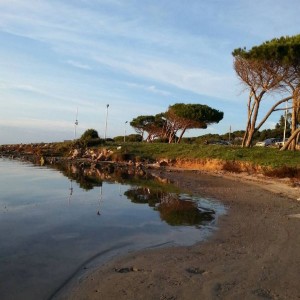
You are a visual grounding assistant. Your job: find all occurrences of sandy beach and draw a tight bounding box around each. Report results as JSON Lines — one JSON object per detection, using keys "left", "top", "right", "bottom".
{"left": 52, "top": 169, "right": 300, "bottom": 300}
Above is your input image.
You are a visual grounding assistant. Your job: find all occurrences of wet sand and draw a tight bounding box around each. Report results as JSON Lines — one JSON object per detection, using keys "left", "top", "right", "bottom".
{"left": 55, "top": 169, "right": 300, "bottom": 300}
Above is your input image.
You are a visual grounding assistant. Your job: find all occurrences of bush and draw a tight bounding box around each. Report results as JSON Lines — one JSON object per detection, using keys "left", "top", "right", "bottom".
{"left": 113, "top": 134, "right": 142, "bottom": 143}
{"left": 80, "top": 129, "right": 99, "bottom": 141}
{"left": 86, "top": 138, "right": 103, "bottom": 147}
{"left": 127, "top": 134, "right": 143, "bottom": 142}
{"left": 113, "top": 136, "right": 124, "bottom": 143}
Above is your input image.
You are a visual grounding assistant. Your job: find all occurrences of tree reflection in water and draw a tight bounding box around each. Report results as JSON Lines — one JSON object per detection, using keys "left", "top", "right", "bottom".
{"left": 125, "top": 187, "right": 215, "bottom": 226}
{"left": 52, "top": 162, "right": 215, "bottom": 226}
{"left": 54, "top": 162, "right": 156, "bottom": 191}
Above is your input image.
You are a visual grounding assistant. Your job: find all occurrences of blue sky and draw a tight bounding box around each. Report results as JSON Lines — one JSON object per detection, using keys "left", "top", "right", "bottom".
{"left": 0, "top": 0, "right": 299, "bottom": 144}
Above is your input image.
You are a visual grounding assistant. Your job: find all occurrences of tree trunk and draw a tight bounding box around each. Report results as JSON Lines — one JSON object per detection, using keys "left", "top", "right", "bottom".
{"left": 245, "top": 127, "right": 255, "bottom": 147}
{"left": 280, "top": 127, "right": 300, "bottom": 150}
{"left": 289, "top": 99, "right": 297, "bottom": 150}
{"left": 245, "top": 98, "right": 260, "bottom": 147}
{"left": 243, "top": 90, "right": 265, "bottom": 148}
{"left": 288, "top": 88, "right": 300, "bottom": 150}
{"left": 177, "top": 127, "right": 187, "bottom": 143}
{"left": 242, "top": 119, "right": 251, "bottom": 147}
{"left": 168, "top": 131, "right": 175, "bottom": 143}
{"left": 242, "top": 92, "right": 254, "bottom": 147}
{"left": 255, "top": 96, "right": 292, "bottom": 131}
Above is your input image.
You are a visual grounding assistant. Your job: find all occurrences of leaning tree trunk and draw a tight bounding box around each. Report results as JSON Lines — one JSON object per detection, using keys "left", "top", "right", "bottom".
{"left": 177, "top": 127, "right": 187, "bottom": 144}
{"left": 242, "top": 91, "right": 255, "bottom": 147}
{"left": 242, "top": 89, "right": 266, "bottom": 148}
{"left": 287, "top": 88, "right": 299, "bottom": 150}
{"left": 244, "top": 98, "right": 260, "bottom": 147}
{"left": 242, "top": 117, "right": 251, "bottom": 147}
{"left": 255, "top": 96, "right": 292, "bottom": 131}
{"left": 289, "top": 97, "right": 297, "bottom": 150}
{"left": 168, "top": 130, "right": 176, "bottom": 143}
{"left": 280, "top": 127, "right": 300, "bottom": 151}
{"left": 296, "top": 131, "right": 300, "bottom": 145}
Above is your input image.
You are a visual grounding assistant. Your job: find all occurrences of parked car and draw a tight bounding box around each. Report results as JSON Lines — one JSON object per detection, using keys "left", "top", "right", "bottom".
{"left": 207, "top": 140, "right": 231, "bottom": 145}
{"left": 255, "top": 138, "right": 281, "bottom": 147}
{"left": 274, "top": 138, "right": 289, "bottom": 147}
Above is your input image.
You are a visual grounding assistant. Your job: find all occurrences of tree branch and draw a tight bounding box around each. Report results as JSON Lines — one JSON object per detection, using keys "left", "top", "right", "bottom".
{"left": 280, "top": 127, "right": 300, "bottom": 151}
{"left": 255, "top": 96, "right": 292, "bottom": 131}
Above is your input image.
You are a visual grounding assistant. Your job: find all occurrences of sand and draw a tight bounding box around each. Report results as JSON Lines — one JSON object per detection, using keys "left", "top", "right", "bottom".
{"left": 55, "top": 169, "right": 300, "bottom": 300}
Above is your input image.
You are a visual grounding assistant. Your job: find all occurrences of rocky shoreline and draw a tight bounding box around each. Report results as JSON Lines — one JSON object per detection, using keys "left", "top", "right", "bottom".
{"left": 0, "top": 143, "right": 151, "bottom": 177}
{"left": 1, "top": 142, "right": 299, "bottom": 201}
{"left": 1, "top": 142, "right": 299, "bottom": 208}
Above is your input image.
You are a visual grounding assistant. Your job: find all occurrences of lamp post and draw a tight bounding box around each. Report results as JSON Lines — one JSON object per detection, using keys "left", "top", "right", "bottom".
{"left": 124, "top": 121, "right": 128, "bottom": 142}
{"left": 104, "top": 104, "right": 109, "bottom": 140}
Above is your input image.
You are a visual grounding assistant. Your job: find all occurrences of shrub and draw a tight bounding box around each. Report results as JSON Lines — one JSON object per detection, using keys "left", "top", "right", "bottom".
{"left": 80, "top": 129, "right": 99, "bottom": 141}
{"left": 114, "top": 134, "right": 142, "bottom": 143}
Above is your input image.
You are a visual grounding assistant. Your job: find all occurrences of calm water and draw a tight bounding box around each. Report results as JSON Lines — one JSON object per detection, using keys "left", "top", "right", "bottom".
{"left": 0, "top": 158, "right": 225, "bottom": 300}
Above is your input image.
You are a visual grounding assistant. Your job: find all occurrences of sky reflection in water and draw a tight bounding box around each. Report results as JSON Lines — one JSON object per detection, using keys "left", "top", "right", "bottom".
{"left": 0, "top": 158, "right": 225, "bottom": 300}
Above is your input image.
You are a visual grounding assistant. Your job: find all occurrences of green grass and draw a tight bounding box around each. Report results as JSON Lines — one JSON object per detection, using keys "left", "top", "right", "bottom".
{"left": 1, "top": 141, "right": 299, "bottom": 177}
{"left": 5, "top": 141, "right": 297, "bottom": 170}
{"left": 114, "top": 143, "right": 300, "bottom": 168}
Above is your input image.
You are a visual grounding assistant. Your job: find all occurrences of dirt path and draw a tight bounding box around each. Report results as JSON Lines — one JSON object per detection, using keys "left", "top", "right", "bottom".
{"left": 55, "top": 170, "right": 300, "bottom": 300}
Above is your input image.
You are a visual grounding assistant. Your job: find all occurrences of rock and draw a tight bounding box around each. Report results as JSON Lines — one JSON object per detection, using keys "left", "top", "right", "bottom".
{"left": 114, "top": 267, "right": 133, "bottom": 273}
{"left": 96, "top": 153, "right": 104, "bottom": 161}
{"left": 186, "top": 267, "right": 205, "bottom": 275}
{"left": 71, "top": 149, "right": 81, "bottom": 159}
{"left": 159, "top": 159, "right": 169, "bottom": 167}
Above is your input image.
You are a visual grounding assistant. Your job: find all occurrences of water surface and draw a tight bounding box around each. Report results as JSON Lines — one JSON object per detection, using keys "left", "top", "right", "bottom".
{"left": 0, "top": 158, "right": 225, "bottom": 300}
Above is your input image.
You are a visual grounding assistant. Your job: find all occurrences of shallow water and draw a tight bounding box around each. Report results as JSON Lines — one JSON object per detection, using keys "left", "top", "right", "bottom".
{"left": 0, "top": 158, "right": 225, "bottom": 300}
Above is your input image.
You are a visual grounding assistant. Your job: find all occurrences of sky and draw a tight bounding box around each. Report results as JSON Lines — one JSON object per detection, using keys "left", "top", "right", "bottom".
{"left": 0, "top": 0, "right": 299, "bottom": 144}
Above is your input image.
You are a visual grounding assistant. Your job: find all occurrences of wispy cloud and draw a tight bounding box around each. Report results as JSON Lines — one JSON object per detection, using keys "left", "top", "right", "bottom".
{"left": 125, "top": 82, "right": 172, "bottom": 97}
{"left": 0, "top": 118, "right": 72, "bottom": 131}
{"left": 66, "top": 60, "right": 92, "bottom": 70}
{"left": 0, "top": 75, "right": 104, "bottom": 110}
{"left": 0, "top": 0, "right": 234, "bottom": 101}
{"left": 0, "top": 0, "right": 298, "bottom": 144}
{"left": 93, "top": 54, "right": 236, "bottom": 101}
{"left": 0, "top": 82, "right": 45, "bottom": 94}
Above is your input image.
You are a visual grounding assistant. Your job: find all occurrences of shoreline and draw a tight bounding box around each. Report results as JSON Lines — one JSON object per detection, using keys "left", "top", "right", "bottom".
{"left": 54, "top": 168, "right": 300, "bottom": 300}
{"left": 1, "top": 150, "right": 299, "bottom": 201}
{"left": 1, "top": 154, "right": 300, "bottom": 299}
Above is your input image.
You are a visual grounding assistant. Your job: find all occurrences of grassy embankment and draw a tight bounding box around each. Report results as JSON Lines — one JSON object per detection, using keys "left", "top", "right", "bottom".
{"left": 113, "top": 142, "right": 297, "bottom": 167}
{"left": 112, "top": 143, "right": 299, "bottom": 176}
{"left": 2, "top": 141, "right": 299, "bottom": 178}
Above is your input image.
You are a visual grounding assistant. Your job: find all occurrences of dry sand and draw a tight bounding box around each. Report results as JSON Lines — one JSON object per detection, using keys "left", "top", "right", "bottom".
{"left": 55, "top": 170, "right": 300, "bottom": 300}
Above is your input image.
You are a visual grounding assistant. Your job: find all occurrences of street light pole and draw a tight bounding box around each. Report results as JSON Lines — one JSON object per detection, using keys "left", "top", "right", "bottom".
{"left": 104, "top": 104, "right": 109, "bottom": 140}
{"left": 124, "top": 121, "right": 128, "bottom": 142}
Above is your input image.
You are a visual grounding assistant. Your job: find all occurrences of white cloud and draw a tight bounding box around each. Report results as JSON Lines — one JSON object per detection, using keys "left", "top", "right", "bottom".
{"left": 0, "top": 0, "right": 299, "bottom": 144}
{"left": 0, "top": 0, "right": 235, "bottom": 101}
{"left": 0, "top": 83, "right": 45, "bottom": 94}
{"left": 66, "top": 60, "right": 92, "bottom": 70}
{"left": 0, "top": 118, "right": 72, "bottom": 131}
{"left": 125, "top": 82, "right": 172, "bottom": 97}
{"left": 147, "top": 85, "right": 171, "bottom": 96}
{"left": 93, "top": 54, "right": 236, "bottom": 101}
